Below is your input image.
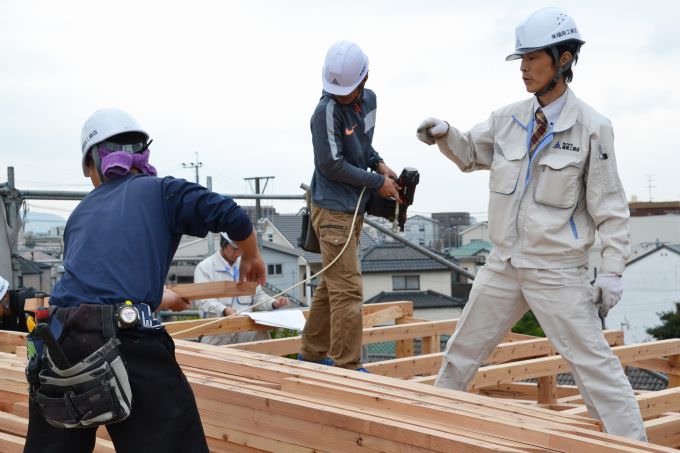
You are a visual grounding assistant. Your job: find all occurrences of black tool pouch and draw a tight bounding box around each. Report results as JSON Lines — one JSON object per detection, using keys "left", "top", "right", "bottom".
{"left": 33, "top": 304, "right": 133, "bottom": 428}
{"left": 298, "top": 206, "right": 321, "bottom": 253}
{"left": 298, "top": 190, "right": 321, "bottom": 253}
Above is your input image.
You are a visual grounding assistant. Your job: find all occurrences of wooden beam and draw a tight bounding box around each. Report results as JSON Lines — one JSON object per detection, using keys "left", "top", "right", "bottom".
{"left": 167, "top": 281, "right": 257, "bottom": 300}
{"left": 225, "top": 319, "right": 459, "bottom": 356}
{"left": 563, "top": 386, "right": 680, "bottom": 419}
{"left": 413, "top": 339, "right": 680, "bottom": 388}
{"left": 668, "top": 355, "right": 680, "bottom": 387}
{"left": 362, "top": 306, "right": 406, "bottom": 328}
{"left": 395, "top": 316, "right": 414, "bottom": 359}
{"left": 366, "top": 331, "right": 623, "bottom": 379}
{"left": 645, "top": 413, "right": 680, "bottom": 448}
{"left": 165, "top": 301, "right": 416, "bottom": 339}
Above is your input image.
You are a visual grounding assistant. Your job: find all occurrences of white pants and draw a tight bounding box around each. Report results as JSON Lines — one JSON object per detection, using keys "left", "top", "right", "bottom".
{"left": 436, "top": 255, "right": 647, "bottom": 442}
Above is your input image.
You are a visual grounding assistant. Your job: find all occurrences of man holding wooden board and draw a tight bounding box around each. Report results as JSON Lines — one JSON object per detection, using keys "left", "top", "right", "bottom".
{"left": 193, "top": 232, "right": 289, "bottom": 344}
{"left": 23, "top": 108, "right": 266, "bottom": 453}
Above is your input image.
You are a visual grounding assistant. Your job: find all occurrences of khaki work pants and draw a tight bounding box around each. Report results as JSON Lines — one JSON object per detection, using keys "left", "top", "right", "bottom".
{"left": 300, "top": 205, "right": 363, "bottom": 369}
{"left": 437, "top": 255, "right": 647, "bottom": 442}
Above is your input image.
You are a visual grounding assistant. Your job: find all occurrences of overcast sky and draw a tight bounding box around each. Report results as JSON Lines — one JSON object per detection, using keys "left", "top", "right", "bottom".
{"left": 2, "top": 0, "right": 679, "bottom": 221}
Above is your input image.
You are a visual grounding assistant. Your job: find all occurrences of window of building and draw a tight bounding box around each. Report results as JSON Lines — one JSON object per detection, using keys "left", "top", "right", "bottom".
{"left": 392, "top": 275, "right": 420, "bottom": 290}
{"left": 267, "top": 264, "right": 282, "bottom": 275}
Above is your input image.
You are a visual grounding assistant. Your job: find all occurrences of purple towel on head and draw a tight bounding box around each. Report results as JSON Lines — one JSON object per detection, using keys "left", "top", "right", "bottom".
{"left": 98, "top": 148, "right": 157, "bottom": 179}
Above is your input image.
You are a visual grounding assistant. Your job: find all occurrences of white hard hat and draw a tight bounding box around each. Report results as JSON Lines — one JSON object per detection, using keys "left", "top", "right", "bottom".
{"left": 322, "top": 41, "right": 369, "bottom": 96}
{"left": 80, "top": 108, "right": 149, "bottom": 176}
{"left": 506, "top": 7, "right": 585, "bottom": 61}
{"left": 0, "top": 276, "right": 8, "bottom": 300}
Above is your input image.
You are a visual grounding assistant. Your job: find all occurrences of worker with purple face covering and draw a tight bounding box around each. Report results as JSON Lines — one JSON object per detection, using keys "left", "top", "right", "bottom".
{"left": 417, "top": 7, "right": 646, "bottom": 442}
{"left": 24, "top": 108, "right": 266, "bottom": 453}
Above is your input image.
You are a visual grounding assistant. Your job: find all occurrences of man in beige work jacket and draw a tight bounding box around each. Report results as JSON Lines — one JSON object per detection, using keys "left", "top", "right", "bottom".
{"left": 417, "top": 7, "right": 646, "bottom": 441}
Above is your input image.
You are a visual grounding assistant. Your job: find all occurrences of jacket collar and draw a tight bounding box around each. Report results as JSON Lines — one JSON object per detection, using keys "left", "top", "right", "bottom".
{"left": 512, "top": 87, "right": 578, "bottom": 133}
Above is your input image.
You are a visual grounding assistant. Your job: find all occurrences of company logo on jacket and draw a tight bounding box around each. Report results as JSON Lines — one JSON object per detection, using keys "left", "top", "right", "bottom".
{"left": 553, "top": 141, "right": 580, "bottom": 152}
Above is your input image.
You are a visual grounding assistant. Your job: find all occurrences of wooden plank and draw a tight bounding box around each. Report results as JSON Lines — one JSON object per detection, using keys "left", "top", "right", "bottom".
{"left": 362, "top": 306, "right": 405, "bottom": 328}
{"left": 631, "top": 358, "right": 680, "bottom": 376}
{"left": 421, "top": 335, "right": 441, "bottom": 355}
{"left": 479, "top": 383, "right": 580, "bottom": 400}
{"left": 225, "top": 320, "right": 459, "bottom": 356}
{"left": 564, "top": 386, "right": 680, "bottom": 419}
{"left": 668, "top": 355, "right": 680, "bottom": 387}
{"left": 395, "top": 316, "right": 414, "bottom": 359}
{"left": 645, "top": 413, "right": 680, "bottom": 448}
{"left": 0, "top": 431, "right": 25, "bottom": 453}
{"left": 413, "top": 339, "right": 680, "bottom": 389}
{"left": 192, "top": 380, "right": 529, "bottom": 453}
{"left": 175, "top": 341, "right": 601, "bottom": 429}
{"left": 167, "top": 281, "right": 257, "bottom": 300}
{"left": 0, "top": 332, "right": 26, "bottom": 349}
{"left": 165, "top": 315, "right": 271, "bottom": 338}
{"left": 366, "top": 331, "right": 623, "bottom": 379}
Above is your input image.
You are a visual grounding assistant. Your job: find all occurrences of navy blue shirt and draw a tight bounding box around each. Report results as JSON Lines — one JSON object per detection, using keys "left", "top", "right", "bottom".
{"left": 310, "top": 89, "right": 384, "bottom": 213}
{"left": 50, "top": 174, "right": 252, "bottom": 310}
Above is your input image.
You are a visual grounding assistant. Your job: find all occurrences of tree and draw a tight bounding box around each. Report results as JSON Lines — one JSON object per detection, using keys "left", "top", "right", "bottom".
{"left": 646, "top": 303, "right": 680, "bottom": 340}
{"left": 512, "top": 311, "right": 545, "bottom": 337}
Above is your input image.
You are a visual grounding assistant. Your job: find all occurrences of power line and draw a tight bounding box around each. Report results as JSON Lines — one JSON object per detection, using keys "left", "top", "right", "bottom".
{"left": 182, "top": 152, "right": 203, "bottom": 184}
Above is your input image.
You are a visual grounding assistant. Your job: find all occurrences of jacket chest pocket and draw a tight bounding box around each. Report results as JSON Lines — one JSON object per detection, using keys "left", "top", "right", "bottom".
{"left": 489, "top": 143, "right": 525, "bottom": 195}
{"left": 534, "top": 153, "right": 583, "bottom": 208}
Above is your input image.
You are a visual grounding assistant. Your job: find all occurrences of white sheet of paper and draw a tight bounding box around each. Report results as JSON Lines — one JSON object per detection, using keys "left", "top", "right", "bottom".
{"left": 244, "top": 310, "right": 307, "bottom": 331}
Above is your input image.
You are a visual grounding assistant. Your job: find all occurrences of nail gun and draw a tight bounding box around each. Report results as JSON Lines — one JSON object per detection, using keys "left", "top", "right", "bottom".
{"left": 365, "top": 167, "right": 420, "bottom": 232}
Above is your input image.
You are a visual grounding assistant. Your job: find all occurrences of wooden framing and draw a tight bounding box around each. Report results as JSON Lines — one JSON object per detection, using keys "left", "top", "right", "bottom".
{"left": 2, "top": 301, "right": 680, "bottom": 451}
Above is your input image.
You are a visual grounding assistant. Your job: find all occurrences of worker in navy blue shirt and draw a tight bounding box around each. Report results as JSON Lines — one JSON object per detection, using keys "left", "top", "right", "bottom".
{"left": 23, "top": 108, "right": 266, "bottom": 453}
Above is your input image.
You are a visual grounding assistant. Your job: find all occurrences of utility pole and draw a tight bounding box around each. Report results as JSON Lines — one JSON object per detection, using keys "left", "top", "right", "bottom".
{"left": 646, "top": 174, "right": 655, "bottom": 202}
{"left": 182, "top": 152, "right": 203, "bottom": 184}
{"left": 244, "top": 176, "right": 275, "bottom": 222}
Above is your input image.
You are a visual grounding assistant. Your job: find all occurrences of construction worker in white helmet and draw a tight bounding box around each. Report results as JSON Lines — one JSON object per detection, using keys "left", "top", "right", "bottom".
{"left": 299, "top": 40, "right": 400, "bottom": 371}
{"left": 417, "top": 7, "right": 646, "bottom": 441}
{"left": 24, "top": 108, "right": 266, "bottom": 452}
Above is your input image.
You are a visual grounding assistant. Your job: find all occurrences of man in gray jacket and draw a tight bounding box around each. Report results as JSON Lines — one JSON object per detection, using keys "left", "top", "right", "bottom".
{"left": 417, "top": 7, "right": 646, "bottom": 441}
{"left": 299, "top": 40, "right": 400, "bottom": 371}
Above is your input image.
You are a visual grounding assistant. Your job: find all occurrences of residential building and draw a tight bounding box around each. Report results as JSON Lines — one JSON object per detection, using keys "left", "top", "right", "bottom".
{"left": 605, "top": 244, "right": 680, "bottom": 344}
{"left": 588, "top": 201, "right": 680, "bottom": 279}
{"left": 458, "top": 221, "right": 489, "bottom": 246}
{"left": 402, "top": 215, "right": 439, "bottom": 248}
{"left": 447, "top": 239, "right": 492, "bottom": 278}
{"left": 360, "top": 242, "right": 458, "bottom": 301}
{"left": 365, "top": 290, "right": 466, "bottom": 321}
{"left": 432, "top": 212, "right": 471, "bottom": 250}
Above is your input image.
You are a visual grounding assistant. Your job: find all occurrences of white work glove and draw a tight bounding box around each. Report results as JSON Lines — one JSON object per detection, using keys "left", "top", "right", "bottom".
{"left": 416, "top": 117, "right": 449, "bottom": 145}
{"left": 593, "top": 273, "right": 623, "bottom": 318}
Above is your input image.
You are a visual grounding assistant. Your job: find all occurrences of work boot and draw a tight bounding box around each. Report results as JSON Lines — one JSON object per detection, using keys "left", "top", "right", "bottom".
{"left": 296, "top": 353, "right": 334, "bottom": 366}
{"left": 355, "top": 367, "right": 370, "bottom": 373}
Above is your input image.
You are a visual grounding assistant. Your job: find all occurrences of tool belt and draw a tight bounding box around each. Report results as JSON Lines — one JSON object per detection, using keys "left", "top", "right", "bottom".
{"left": 26, "top": 303, "right": 154, "bottom": 428}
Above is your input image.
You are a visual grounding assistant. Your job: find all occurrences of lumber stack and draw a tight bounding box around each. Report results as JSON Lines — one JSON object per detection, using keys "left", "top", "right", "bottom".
{"left": 2, "top": 301, "right": 680, "bottom": 452}
{"left": 0, "top": 336, "right": 675, "bottom": 452}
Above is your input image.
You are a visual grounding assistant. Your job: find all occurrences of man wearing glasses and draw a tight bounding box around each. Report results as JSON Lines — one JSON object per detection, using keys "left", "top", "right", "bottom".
{"left": 193, "top": 232, "right": 289, "bottom": 344}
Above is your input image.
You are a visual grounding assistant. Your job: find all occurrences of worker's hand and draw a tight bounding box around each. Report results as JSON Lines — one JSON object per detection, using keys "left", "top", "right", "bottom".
{"left": 376, "top": 162, "right": 398, "bottom": 180}
{"left": 223, "top": 306, "right": 236, "bottom": 316}
{"left": 416, "top": 118, "right": 449, "bottom": 145}
{"left": 239, "top": 254, "right": 266, "bottom": 286}
{"left": 273, "top": 297, "right": 289, "bottom": 309}
{"left": 159, "top": 288, "right": 192, "bottom": 312}
{"left": 593, "top": 274, "right": 623, "bottom": 317}
{"left": 377, "top": 176, "right": 401, "bottom": 202}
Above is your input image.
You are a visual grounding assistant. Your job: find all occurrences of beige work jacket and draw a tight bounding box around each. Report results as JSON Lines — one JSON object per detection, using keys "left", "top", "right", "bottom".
{"left": 436, "top": 88, "right": 629, "bottom": 274}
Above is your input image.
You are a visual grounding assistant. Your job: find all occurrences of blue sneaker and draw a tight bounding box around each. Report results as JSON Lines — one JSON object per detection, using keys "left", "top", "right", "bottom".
{"left": 355, "top": 367, "right": 370, "bottom": 373}
{"left": 296, "top": 353, "right": 334, "bottom": 366}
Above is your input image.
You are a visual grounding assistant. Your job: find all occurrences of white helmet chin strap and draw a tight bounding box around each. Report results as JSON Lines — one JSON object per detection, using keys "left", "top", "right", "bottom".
{"left": 535, "top": 47, "right": 575, "bottom": 98}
